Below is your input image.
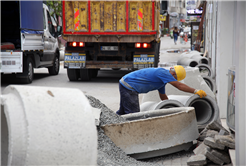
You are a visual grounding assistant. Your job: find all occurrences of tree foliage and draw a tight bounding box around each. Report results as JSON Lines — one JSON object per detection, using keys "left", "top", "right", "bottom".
{"left": 44, "top": 0, "right": 62, "bottom": 25}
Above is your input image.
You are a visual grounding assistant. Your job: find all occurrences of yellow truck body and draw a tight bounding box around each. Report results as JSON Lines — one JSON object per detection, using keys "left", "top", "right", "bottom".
{"left": 62, "top": 1, "right": 161, "bottom": 81}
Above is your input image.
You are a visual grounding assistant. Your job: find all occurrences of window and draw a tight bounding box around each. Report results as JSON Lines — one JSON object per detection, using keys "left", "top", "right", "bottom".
{"left": 47, "top": 11, "right": 55, "bottom": 37}
{"left": 43, "top": 9, "right": 46, "bottom": 29}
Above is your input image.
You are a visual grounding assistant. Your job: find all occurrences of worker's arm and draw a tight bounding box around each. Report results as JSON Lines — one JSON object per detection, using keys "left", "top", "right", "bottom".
{"left": 169, "top": 81, "right": 207, "bottom": 98}
{"left": 169, "top": 81, "right": 195, "bottom": 93}
{"left": 159, "top": 92, "right": 168, "bottom": 100}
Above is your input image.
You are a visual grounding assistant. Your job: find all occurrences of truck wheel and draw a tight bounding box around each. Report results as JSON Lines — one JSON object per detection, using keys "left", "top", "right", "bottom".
{"left": 67, "top": 69, "right": 79, "bottom": 81}
{"left": 48, "top": 53, "right": 60, "bottom": 75}
{"left": 20, "top": 57, "right": 34, "bottom": 84}
{"left": 90, "top": 69, "right": 98, "bottom": 78}
{"left": 80, "top": 69, "right": 91, "bottom": 81}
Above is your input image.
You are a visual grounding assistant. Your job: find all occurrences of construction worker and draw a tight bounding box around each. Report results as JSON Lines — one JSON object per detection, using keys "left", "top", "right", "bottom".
{"left": 116, "top": 65, "right": 207, "bottom": 115}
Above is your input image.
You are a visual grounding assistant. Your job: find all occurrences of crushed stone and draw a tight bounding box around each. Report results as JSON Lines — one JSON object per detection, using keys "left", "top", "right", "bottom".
{"left": 86, "top": 95, "right": 194, "bottom": 166}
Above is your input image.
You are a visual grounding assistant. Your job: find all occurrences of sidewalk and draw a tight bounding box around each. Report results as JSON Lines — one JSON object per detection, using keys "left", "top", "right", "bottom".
{"left": 159, "top": 36, "right": 191, "bottom": 67}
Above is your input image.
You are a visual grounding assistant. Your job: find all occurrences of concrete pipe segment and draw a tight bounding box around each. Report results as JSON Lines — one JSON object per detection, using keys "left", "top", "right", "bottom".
{"left": 179, "top": 51, "right": 209, "bottom": 65}
{"left": 1, "top": 85, "right": 97, "bottom": 165}
{"left": 140, "top": 100, "right": 184, "bottom": 112}
{"left": 102, "top": 107, "right": 199, "bottom": 159}
{"left": 177, "top": 57, "right": 198, "bottom": 67}
{"left": 202, "top": 75, "right": 217, "bottom": 93}
{"left": 168, "top": 95, "right": 220, "bottom": 129}
{"left": 196, "top": 64, "right": 213, "bottom": 77}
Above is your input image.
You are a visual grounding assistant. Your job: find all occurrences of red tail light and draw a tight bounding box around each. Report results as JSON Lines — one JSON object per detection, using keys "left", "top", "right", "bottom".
{"left": 68, "top": 42, "right": 85, "bottom": 47}
{"left": 143, "top": 43, "right": 148, "bottom": 48}
{"left": 135, "top": 43, "right": 151, "bottom": 48}
{"left": 72, "top": 42, "right": 77, "bottom": 47}
{"left": 135, "top": 43, "right": 141, "bottom": 48}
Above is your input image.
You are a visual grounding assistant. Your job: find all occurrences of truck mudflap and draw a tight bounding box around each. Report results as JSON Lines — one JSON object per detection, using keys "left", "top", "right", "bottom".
{"left": 0, "top": 51, "right": 23, "bottom": 73}
{"left": 133, "top": 54, "right": 155, "bottom": 69}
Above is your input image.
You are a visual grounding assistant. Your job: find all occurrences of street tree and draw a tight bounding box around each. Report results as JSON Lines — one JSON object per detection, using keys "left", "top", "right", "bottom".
{"left": 44, "top": 0, "right": 62, "bottom": 26}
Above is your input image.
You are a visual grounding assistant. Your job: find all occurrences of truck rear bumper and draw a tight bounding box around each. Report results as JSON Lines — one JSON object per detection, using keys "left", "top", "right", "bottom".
{"left": 64, "top": 61, "right": 133, "bottom": 69}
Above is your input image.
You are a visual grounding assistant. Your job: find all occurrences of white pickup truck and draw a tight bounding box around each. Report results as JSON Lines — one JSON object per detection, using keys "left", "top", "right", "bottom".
{"left": 1, "top": 1, "right": 61, "bottom": 83}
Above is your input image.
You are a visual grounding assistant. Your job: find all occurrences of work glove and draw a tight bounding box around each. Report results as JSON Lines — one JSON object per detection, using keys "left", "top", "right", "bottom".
{"left": 194, "top": 89, "right": 207, "bottom": 98}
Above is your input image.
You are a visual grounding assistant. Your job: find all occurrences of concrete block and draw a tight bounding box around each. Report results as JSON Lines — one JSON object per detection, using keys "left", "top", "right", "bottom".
{"left": 187, "top": 154, "right": 207, "bottom": 166}
{"left": 207, "top": 121, "right": 230, "bottom": 135}
{"left": 214, "top": 135, "right": 235, "bottom": 149}
{"left": 229, "top": 149, "right": 235, "bottom": 166}
{"left": 193, "top": 142, "right": 211, "bottom": 155}
{"left": 219, "top": 129, "right": 228, "bottom": 135}
{"left": 92, "top": 107, "right": 101, "bottom": 126}
{"left": 206, "top": 130, "right": 219, "bottom": 138}
{"left": 211, "top": 149, "right": 231, "bottom": 164}
{"left": 101, "top": 107, "right": 199, "bottom": 159}
{"left": 199, "top": 130, "right": 219, "bottom": 141}
{"left": 205, "top": 150, "right": 224, "bottom": 165}
{"left": 204, "top": 137, "right": 225, "bottom": 150}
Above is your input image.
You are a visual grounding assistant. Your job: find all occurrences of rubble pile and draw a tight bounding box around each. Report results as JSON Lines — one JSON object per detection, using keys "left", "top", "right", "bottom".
{"left": 187, "top": 121, "right": 235, "bottom": 166}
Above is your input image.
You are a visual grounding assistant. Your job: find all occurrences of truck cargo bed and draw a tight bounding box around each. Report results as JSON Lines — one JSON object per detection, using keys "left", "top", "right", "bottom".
{"left": 62, "top": 0, "right": 160, "bottom": 43}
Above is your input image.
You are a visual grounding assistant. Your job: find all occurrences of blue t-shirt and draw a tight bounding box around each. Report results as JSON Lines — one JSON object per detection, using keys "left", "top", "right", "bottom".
{"left": 120, "top": 68, "right": 177, "bottom": 94}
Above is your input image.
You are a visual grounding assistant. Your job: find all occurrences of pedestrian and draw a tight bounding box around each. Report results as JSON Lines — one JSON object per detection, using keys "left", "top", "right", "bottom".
{"left": 116, "top": 66, "right": 207, "bottom": 115}
{"left": 173, "top": 27, "right": 179, "bottom": 45}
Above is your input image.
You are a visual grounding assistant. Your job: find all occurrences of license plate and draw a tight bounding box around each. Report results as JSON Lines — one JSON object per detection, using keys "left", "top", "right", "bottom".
{"left": 133, "top": 54, "right": 155, "bottom": 69}
{"left": 101, "top": 46, "right": 118, "bottom": 51}
{"left": 64, "top": 53, "right": 86, "bottom": 68}
{"left": 133, "top": 54, "right": 154, "bottom": 64}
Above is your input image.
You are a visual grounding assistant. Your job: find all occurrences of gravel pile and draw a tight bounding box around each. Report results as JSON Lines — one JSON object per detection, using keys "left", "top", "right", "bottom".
{"left": 86, "top": 95, "right": 194, "bottom": 166}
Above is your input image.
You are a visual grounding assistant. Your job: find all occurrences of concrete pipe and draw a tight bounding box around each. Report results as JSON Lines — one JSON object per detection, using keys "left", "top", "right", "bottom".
{"left": 185, "top": 95, "right": 220, "bottom": 129}
{"left": 197, "top": 64, "right": 213, "bottom": 77}
{"left": 190, "top": 55, "right": 209, "bottom": 65}
{"left": 180, "top": 52, "right": 208, "bottom": 65}
{"left": 180, "top": 51, "right": 202, "bottom": 59}
{"left": 202, "top": 75, "right": 217, "bottom": 94}
{"left": 177, "top": 57, "right": 198, "bottom": 67}
{"left": 1, "top": 85, "right": 97, "bottom": 165}
{"left": 103, "top": 107, "right": 199, "bottom": 159}
{"left": 168, "top": 95, "right": 220, "bottom": 129}
{"left": 140, "top": 100, "right": 185, "bottom": 112}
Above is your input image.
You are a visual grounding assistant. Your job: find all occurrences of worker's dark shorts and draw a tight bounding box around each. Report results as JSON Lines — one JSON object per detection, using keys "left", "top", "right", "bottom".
{"left": 116, "top": 83, "right": 140, "bottom": 115}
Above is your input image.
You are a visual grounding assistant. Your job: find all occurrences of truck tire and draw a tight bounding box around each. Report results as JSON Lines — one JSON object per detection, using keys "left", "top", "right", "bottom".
{"left": 80, "top": 69, "right": 91, "bottom": 81}
{"left": 48, "top": 52, "right": 60, "bottom": 75}
{"left": 67, "top": 69, "right": 79, "bottom": 81}
{"left": 154, "top": 42, "right": 160, "bottom": 67}
{"left": 20, "top": 57, "right": 34, "bottom": 84}
{"left": 90, "top": 69, "right": 98, "bottom": 78}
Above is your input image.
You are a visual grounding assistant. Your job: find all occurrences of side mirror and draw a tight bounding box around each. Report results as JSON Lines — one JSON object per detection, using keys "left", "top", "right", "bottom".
{"left": 56, "top": 26, "right": 62, "bottom": 37}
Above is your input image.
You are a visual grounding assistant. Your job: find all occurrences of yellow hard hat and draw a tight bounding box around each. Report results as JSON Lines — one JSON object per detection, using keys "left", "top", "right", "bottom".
{"left": 174, "top": 65, "right": 186, "bottom": 81}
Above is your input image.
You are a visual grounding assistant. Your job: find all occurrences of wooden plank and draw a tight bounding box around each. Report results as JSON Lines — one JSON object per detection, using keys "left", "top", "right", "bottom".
{"left": 117, "top": 2, "right": 126, "bottom": 31}
{"left": 104, "top": 1, "right": 113, "bottom": 31}
{"left": 65, "top": 1, "right": 74, "bottom": 31}
{"left": 143, "top": 1, "right": 151, "bottom": 31}
{"left": 78, "top": 1, "right": 88, "bottom": 31}
{"left": 91, "top": 1, "right": 101, "bottom": 32}
{"left": 129, "top": 2, "right": 138, "bottom": 31}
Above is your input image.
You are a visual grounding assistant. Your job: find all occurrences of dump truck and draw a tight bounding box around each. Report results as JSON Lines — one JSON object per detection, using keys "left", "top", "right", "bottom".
{"left": 62, "top": 0, "right": 161, "bottom": 81}
{"left": 0, "top": 1, "right": 61, "bottom": 84}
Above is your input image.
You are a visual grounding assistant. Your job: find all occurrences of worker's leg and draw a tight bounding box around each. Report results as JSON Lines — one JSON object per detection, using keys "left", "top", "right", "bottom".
{"left": 116, "top": 83, "right": 140, "bottom": 115}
